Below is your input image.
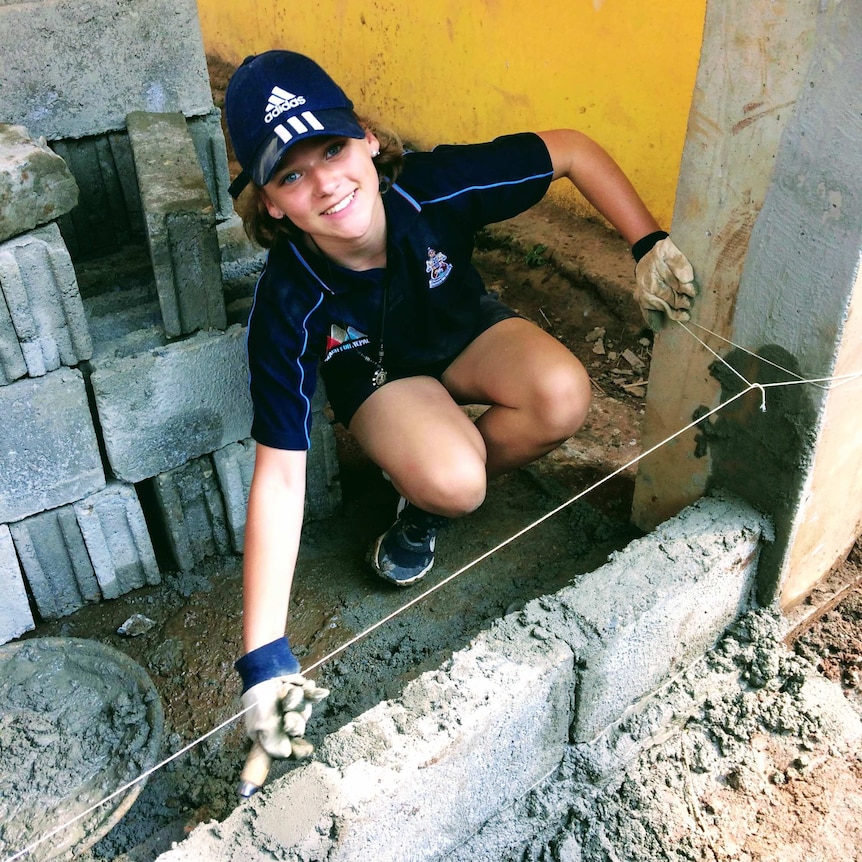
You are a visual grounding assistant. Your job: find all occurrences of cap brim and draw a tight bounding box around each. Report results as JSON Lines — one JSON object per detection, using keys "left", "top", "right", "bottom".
{"left": 250, "top": 108, "right": 365, "bottom": 187}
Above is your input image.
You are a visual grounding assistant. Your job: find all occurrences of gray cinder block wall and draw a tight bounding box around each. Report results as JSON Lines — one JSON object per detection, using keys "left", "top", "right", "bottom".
{"left": 157, "top": 493, "right": 771, "bottom": 862}
{"left": 0, "top": 0, "right": 342, "bottom": 643}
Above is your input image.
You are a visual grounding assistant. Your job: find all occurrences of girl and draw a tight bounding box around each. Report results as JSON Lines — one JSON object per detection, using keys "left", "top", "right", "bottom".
{"left": 226, "top": 50, "right": 695, "bottom": 763}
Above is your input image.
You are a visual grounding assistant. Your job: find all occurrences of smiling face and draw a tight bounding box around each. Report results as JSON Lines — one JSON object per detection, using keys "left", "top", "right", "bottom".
{"left": 259, "top": 131, "right": 386, "bottom": 267}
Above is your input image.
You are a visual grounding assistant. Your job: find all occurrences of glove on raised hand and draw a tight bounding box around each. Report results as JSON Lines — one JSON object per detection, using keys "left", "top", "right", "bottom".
{"left": 632, "top": 232, "right": 697, "bottom": 331}
{"left": 235, "top": 637, "right": 329, "bottom": 760}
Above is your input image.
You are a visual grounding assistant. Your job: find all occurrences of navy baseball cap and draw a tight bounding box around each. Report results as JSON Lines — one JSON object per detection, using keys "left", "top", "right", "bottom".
{"left": 225, "top": 51, "right": 365, "bottom": 198}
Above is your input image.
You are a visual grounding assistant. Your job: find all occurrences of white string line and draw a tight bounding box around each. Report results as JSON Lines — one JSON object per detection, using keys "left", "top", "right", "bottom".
{"left": 0, "top": 705, "right": 256, "bottom": 862}
{"left": 683, "top": 320, "right": 862, "bottom": 391}
{"left": 2, "top": 383, "right": 752, "bottom": 862}
{"left": 678, "top": 321, "right": 862, "bottom": 409}
{"left": 677, "top": 322, "right": 755, "bottom": 391}
{"left": 6, "top": 329, "right": 861, "bottom": 862}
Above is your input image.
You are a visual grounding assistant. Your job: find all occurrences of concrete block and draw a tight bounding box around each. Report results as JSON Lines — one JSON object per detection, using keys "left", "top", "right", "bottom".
{"left": 75, "top": 482, "right": 160, "bottom": 600}
{"left": 52, "top": 132, "right": 144, "bottom": 259}
{"left": 520, "top": 491, "right": 771, "bottom": 742}
{"left": 211, "top": 439, "right": 255, "bottom": 554}
{"left": 0, "top": 223, "right": 93, "bottom": 380}
{"left": 151, "top": 456, "right": 230, "bottom": 571}
{"left": 9, "top": 507, "right": 100, "bottom": 620}
{"left": 187, "top": 109, "right": 235, "bottom": 222}
{"left": 127, "top": 111, "right": 225, "bottom": 337}
{"left": 307, "top": 379, "right": 342, "bottom": 521}
{"left": 217, "top": 214, "right": 265, "bottom": 281}
{"left": 0, "top": 368, "right": 105, "bottom": 523}
{"left": 0, "top": 0, "right": 213, "bottom": 141}
{"left": 213, "top": 434, "right": 341, "bottom": 553}
{"left": 0, "top": 525, "right": 35, "bottom": 644}
{"left": 90, "top": 326, "right": 253, "bottom": 483}
{"left": 155, "top": 625, "right": 574, "bottom": 861}
{"left": 0, "top": 124, "right": 79, "bottom": 243}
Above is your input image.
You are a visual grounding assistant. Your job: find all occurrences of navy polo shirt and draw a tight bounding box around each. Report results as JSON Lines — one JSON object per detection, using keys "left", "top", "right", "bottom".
{"left": 246, "top": 131, "right": 554, "bottom": 450}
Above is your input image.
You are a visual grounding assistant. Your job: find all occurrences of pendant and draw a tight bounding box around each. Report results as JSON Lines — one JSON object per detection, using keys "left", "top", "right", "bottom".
{"left": 372, "top": 368, "right": 388, "bottom": 388}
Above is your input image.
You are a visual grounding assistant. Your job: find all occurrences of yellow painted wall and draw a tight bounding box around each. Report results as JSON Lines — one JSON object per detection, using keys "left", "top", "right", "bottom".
{"left": 196, "top": 0, "right": 705, "bottom": 227}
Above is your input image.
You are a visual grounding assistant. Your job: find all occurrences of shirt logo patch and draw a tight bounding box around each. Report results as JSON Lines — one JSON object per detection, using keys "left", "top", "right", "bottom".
{"left": 425, "top": 248, "right": 453, "bottom": 289}
{"left": 325, "top": 323, "right": 370, "bottom": 362}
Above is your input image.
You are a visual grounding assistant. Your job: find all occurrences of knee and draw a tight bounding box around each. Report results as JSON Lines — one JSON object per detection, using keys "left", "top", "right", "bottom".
{"left": 532, "top": 360, "right": 591, "bottom": 442}
{"left": 408, "top": 458, "right": 487, "bottom": 518}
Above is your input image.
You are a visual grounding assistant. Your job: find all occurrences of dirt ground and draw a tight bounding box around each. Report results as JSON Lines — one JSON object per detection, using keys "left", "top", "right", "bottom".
{"left": 4, "top": 57, "right": 861, "bottom": 862}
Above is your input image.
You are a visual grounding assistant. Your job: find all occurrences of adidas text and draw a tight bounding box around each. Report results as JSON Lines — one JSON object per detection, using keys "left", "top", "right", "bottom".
{"left": 266, "top": 95, "right": 306, "bottom": 123}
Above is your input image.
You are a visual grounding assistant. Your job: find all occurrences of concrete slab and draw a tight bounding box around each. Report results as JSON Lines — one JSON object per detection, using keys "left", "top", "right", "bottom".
{"left": 0, "top": 222, "right": 93, "bottom": 379}
{"left": 0, "top": 368, "right": 105, "bottom": 523}
{"left": 0, "top": 282, "right": 27, "bottom": 385}
{"left": 52, "top": 132, "right": 144, "bottom": 259}
{"left": 74, "top": 482, "right": 160, "bottom": 600}
{"left": 9, "top": 507, "right": 99, "bottom": 620}
{"left": 0, "top": 124, "right": 79, "bottom": 243}
{"left": 89, "top": 326, "right": 253, "bottom": 483}
{"left": 151, "top": 456, "right": 230, "bottom": 572}
{"left": 127, "top": 111, "right": 226, "bottom": 337}
{"left": 187, "top": 109, "right": 235, "bottom": 223}
{"left": 0, "top": 0, "right": 213, "bottom": 141}
{"left": 211, "top": 440, "right": 256, "bottom": 554}
{"left": 212, "top": 407, "right": 340, "bottom": 552}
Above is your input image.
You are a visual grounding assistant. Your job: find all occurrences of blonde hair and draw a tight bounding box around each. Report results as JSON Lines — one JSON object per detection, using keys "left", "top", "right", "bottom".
{"left": 238, "top": 116, "right": 404, "bottom": 250}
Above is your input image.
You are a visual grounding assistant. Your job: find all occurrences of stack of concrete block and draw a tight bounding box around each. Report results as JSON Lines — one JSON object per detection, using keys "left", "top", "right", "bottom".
{"left": 0, "top": 222, "right": 93, "bottom": 378}
{"left": 0, "top": 0, "right": 343, "bottom": 645}
{"left": 0, "top": 176, "right": 162, "bottom": 640}
{"left": 0, "top": 128, "right": 115, "bottom": 643}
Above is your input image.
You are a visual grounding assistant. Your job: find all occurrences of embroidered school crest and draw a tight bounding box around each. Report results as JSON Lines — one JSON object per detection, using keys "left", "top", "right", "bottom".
{"left": 425, "top": 248, "right": 453, "bottom": 289}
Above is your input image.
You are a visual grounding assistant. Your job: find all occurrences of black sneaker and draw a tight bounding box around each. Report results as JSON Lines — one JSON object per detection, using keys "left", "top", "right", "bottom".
{"left": 370, "top": 500, "right": 448, "bottom": 586}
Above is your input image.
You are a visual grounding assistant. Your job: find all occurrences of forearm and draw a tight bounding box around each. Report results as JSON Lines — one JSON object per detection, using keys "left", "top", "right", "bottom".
{"left": 537, "top": 129, "right": 662, "bottom": 245}
{"left": 242, "top": 446, "right": 307, "bottom": 653}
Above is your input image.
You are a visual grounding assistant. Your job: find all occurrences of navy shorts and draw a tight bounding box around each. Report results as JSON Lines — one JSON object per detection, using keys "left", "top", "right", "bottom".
{"left": 322, "top": 294, "right": 520, "bottom": 427}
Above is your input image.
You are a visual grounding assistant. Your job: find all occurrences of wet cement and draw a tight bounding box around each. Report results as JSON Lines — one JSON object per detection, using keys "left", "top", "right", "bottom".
{"left": 448, "top": 610, "right": 862, "bottom": 861}
{"left": 0, "top": 638, "right": 163, "bottom": 862}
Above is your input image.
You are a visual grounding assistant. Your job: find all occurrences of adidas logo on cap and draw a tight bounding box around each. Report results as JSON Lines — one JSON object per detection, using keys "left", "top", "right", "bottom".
{"left": 264, "top": 86, "right": 307, "bottom": 122}
{"left": 263, "top": 85, "right": 327, "bottom": 144}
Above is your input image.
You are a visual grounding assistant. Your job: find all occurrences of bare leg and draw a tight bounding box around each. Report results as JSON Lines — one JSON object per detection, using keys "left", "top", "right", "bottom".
{"left": 349, "top": 317, "right": 590, "bottom": 514}
{"left": 349, "top": 376, "right": 488, "bottom": 518}
{"left": 442, "top": 317, "right": 591, "bottom": 478}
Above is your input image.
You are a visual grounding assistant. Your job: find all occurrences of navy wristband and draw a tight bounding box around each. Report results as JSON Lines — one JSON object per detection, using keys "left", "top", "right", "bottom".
{"left": 235, "top": 637, "right": 301, "bottom": 693}
{"left": 632, "top": 231, "right": 669, "bottom": 263}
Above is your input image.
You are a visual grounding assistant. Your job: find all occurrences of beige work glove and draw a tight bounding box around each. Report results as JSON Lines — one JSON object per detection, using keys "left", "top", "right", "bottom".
{"left": 241, "top": 674, "right": 330, "bottom": 760}
{"left": 634, "top": 235, "right": 697, "bottom": 331}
